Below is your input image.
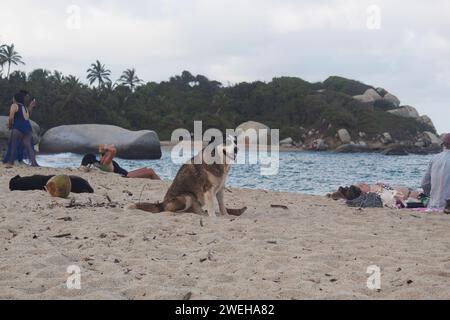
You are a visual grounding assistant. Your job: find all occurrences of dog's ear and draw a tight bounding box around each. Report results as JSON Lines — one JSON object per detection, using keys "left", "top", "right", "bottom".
{"left": 12, "top": 175, "right": 21, "bottom": 180}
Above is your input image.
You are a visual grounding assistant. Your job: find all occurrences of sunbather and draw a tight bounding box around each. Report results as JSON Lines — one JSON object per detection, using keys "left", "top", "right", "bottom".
{"left": 81, "top": 145, "right": 161, "bottom": 180}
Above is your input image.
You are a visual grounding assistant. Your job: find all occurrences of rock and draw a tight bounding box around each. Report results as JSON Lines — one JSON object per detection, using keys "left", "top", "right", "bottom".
{"left": 353, "top": 89, "right": 382, "bottom": 104}
{"left": 337, "top": 129, "right": 352, "bottom": 144}
{"left": 334, "top": 144, "right": 369, "bottom": 153}
{"left": 40, "top": 124, "right": 162, "bottom": 159}
{"left": 376, "top": 87, "right": 388, "bottom": 97}
{"left": 358, "top": 141, "right": 368, "bottom": 148}
{"left": 423, "top": 131, "right": 442, "bottom": 146}
{"left": 364, "top": 89, "right": 383, "bottom": 101}
{"left": 236, "top": 121, "right": 271, "bottom": 145}
{"left": 418, "top": 115, "right": 436, "bottom": 131}
{"left": 415, "top": 141, "right": 426, "bottom": 148}
{"left": 387, "top": 105, "right": 420, "bottom": 118}
{"left": 354, "top": 94, "right": 375, "bottom": 104}
{"left": 311, "top": 139, "right": 328, "bottom": 151}
{"left": 359, "top": 132, "right": 366, "bottom": 138}
{"left": 381, "top": 132, "right": 393, "bottom": 144}
{"left": 280, "top": 137, "right": 294, "bottom": 147}
{"left": 384, "top": 93, "right": 401, "bottom": 107}
{"left": 382, "top": 145, "right": 409, "bottom": 156}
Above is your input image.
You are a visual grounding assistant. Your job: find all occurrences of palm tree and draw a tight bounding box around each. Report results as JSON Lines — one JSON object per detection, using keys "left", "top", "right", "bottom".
{"left": 1, "top": 44, "right": 25, "bottom": 79}
{"left": 0, "top": 44, "right": 6, "bottom": 77}
{"left": 86, "top": 60, "right": 111, "bottom": 88}
{"left": 118, "top": 68, "right": 142, "bottom": 91}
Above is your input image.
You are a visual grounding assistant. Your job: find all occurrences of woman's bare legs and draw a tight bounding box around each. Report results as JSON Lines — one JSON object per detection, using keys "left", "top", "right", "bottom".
{"left": 127, "top": 168, "right": 161, "bottom": 180}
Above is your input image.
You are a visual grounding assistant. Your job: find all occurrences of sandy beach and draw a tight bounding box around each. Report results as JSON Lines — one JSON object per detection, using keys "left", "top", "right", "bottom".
{"left": 0, "top": 165, "right": 449, "bottom": 300}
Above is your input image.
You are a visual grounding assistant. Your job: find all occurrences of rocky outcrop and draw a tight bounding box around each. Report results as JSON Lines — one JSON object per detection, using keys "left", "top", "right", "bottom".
{"left": 39, "top": 124, "right": 162, "bottom": 159}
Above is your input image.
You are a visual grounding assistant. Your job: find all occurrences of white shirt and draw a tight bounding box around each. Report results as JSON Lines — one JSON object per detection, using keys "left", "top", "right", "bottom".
{"left": 422, "top": 149, "right": 450, "bottom": 208}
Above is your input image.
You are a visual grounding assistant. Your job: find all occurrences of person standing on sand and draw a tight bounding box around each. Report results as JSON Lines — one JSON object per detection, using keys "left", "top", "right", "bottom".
{"left": 421, "top": 133, "right": 450, "bottom": 212}
{"left": 4, "top": 91, "right": 39, "bottom": 168}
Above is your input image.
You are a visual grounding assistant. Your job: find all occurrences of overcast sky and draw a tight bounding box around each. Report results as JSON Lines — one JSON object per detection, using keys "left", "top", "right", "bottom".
{"left": 1, "top": 0, "right": 449, "bottom": 133}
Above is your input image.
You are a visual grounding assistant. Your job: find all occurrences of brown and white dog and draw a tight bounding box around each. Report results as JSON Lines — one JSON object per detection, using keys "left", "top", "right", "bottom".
{"left": 129, "top": 135, "right": 247, "bottom": 217}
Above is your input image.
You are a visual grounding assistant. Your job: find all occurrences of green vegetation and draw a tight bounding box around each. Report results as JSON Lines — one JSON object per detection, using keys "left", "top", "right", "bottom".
{"left": 0, "top": 43, "right": 435, "bottom": 141}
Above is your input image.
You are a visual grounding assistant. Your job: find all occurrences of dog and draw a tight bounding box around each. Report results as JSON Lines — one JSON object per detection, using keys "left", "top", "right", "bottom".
{"left": 9, "top": 175, "right": 94, "bottom": 194}
{"left": 130, "top": 135, "right": 247, "bottom": 217}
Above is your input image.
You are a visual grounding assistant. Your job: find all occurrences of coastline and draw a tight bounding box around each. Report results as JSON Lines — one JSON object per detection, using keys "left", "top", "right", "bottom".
{"left": 1, "top": 166, "right": 449, "bottom": 299}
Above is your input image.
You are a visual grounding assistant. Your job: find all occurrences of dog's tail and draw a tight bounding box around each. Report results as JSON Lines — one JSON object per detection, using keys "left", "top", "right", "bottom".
{"left": 127, "top": 202, "right": 164, "bottom": 213}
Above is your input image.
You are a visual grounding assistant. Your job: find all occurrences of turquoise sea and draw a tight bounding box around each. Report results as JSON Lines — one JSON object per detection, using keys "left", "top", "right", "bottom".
{"left": 37, "top": 151, "right": 433, "bottom": 195}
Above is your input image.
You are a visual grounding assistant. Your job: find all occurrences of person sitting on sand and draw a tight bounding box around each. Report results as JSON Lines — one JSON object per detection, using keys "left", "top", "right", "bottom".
{"left": 421, "top": 133, "right": 450, "bottom": 211}
{"left": 80, "top": 145, "right": 161, "bottom": 180}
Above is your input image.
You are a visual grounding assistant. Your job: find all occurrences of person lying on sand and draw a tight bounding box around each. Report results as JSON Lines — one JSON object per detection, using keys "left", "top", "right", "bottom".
{"left": 80, "top": 145, "right": 161, "bottom": 180}
{"left": 328, "top": 183, "right": 425, "bottom": 209}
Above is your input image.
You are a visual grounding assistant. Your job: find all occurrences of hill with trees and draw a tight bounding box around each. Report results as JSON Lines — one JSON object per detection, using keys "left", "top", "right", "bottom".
{"left": 1, "top": 43, "right": 437, "bottom": 150}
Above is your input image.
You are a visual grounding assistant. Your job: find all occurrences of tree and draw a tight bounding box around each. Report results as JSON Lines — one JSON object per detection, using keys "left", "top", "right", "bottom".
{"left": 0, "top": 43, "right": 6, "bottom": 78}
{"left": 118, "top": 68, "right": 142, "bottom": 91}
{"left": 1, "top": 44, "right": 25, "bottom": 79}
{"left": 87, "top": 60, "right": 111, "bottom": 88}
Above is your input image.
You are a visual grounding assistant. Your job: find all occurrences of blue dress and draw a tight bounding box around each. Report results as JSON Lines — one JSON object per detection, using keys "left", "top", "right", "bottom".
{"left": 12, "top": 103, "right": 32, "bottom": 134}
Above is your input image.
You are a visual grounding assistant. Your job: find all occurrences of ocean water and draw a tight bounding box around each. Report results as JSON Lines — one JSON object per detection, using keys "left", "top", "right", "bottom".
{"left": 36, "top": 151, "right": 433, "bottom": 195}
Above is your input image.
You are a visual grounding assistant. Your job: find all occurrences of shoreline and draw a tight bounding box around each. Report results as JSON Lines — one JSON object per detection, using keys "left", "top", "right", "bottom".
{"left": 1, "top": 166, "right": 449, "bottom": 299}
{"left": 160, "top": 141, "right": 442, "bottom": 155}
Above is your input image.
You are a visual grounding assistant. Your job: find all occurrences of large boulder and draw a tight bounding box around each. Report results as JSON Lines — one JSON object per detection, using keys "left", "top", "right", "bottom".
{"left": 40, "top": 124, "right": 162, "bottom": 159}
{"left": 236, "top": 121, "right": 271, "bottom": 145}
{"left": 337, "top": 129, "right": 352, "bottom": 144}
{"left": 387, "top": 105, "right": 420, "bottom": 118}
{"left": 384, "top": 93, "right": 401, "bottom": 107}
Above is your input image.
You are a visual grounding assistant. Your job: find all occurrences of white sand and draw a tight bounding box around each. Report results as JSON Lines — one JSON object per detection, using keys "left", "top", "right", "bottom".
{"left": 0, "top": 165, "right": 449, "bottom": 300}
